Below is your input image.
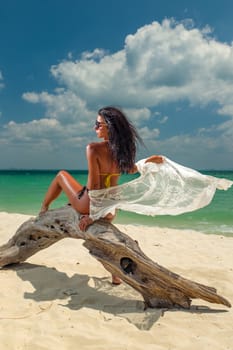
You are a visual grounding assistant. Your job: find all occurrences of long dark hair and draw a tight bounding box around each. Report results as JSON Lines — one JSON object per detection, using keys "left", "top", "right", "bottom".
{"left": 98, "top": 106, "right": 143, "bottom": 173}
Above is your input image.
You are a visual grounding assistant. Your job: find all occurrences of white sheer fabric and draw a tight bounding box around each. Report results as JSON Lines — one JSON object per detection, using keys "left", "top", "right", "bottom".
{"left": 89, "top": 157, "right": 233, "bottom": 221}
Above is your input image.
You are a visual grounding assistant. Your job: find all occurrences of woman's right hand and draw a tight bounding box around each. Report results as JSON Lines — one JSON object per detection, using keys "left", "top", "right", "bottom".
{"left": 79, "top": 215, "right": 94, "bottom": 231}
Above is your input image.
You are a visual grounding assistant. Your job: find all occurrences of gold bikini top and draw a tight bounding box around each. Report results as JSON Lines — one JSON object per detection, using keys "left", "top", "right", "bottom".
{"left": 100, "top": 173, "right": 120, "bottom": 188}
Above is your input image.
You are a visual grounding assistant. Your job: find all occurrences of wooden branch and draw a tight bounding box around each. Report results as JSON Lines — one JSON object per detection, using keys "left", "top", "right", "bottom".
{"left": 0, "top": 206, "right": 231, "bottom": 309}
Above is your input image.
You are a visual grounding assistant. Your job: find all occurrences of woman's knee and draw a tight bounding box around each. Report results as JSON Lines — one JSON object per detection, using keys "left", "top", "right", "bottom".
{"left": 57, "top": 170, "right": 68, "bottom": 180}
{"left": 54, "top": 170, "right": 70, "bottom": 187}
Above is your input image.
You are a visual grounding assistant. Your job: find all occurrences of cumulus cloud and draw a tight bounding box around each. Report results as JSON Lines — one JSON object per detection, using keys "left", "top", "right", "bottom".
{"left": 45, "top": 19, "right": 233, "bottom": 115}
{"left": 23, "top": 90, "right": 92, "bottom": 126}
{"left": 1, "top": 118, "right": 60, "bottom": 149}
{"left": 2, "top": 18, "right": 233, "bottom": 168}
{"left": 81, "top": 48, "right": 107, "bottom": 61}
{"left": 24, "top": 18, "right": 233, "bottom": 120}
{"left": 138, "top": 126, "right": 160, "bottom": 139}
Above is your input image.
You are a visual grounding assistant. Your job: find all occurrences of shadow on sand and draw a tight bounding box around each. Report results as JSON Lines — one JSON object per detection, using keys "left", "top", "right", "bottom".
{"left": 5, "top": 262, "right": 228, "bottom": 330}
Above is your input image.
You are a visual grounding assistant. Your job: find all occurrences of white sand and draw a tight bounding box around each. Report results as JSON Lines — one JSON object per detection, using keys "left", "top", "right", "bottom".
{"left": 0, "top": 212, "right": 232, "bottom": 350}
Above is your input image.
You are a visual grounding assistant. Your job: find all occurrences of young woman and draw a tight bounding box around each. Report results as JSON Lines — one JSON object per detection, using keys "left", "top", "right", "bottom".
{"left": 42, "top": 107, "right": 138, "bottom": 219}
{"left": 39, "top": 106, "right": 232, "bottom": 282}
{"left": 40, "top": 106, "right": 163, "bottom": 284}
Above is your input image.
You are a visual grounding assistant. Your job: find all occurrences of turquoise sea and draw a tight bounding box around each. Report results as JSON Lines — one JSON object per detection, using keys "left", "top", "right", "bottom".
{"left": 0, "top": 169, "right": 232, "bottom": 236}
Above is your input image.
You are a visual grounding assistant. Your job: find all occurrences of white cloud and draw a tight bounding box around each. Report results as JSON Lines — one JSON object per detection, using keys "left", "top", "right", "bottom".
{"left": 145, "top": 119, "right": 233, "bottom": 169}
{"left": 1, "top": 118, "right": 61, "bottom": 146}
{"left": 123, "top": 107, "right": 152, "bottom": 124}
{"left": 216, "top": 118, "right": 233, "bottom": 151}
{"left": 2, "top": 19, "right": 233, "bottom": 168}
{"left": 45, "top": 18, "right": 233, "bottom": 115}
{"left": 138, "top": 126, "right": 160, "bottom": 139}
{"left": 81, "top": 48, "right": 107, "bottom": 60}
{"left": 159, "top": 115, "right": 168, "bottom": 124}
{"left": 7, "top": 118, "right": 60, "bottom": 134}
{"left": 23, "top": 90, "right": 92, "bottom": 126}
{"left": 218, "top": 104, "right": 233, "bottom": 116}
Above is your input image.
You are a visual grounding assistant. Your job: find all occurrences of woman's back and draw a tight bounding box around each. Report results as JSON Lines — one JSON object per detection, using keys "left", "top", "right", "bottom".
{"left": 87, "top": 141, "right": 120, "bottom": 190}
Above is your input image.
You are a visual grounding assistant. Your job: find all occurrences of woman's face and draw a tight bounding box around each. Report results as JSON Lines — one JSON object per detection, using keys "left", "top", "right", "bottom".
{"left": 95, "top": 115, "right": 109, "bottom": 140}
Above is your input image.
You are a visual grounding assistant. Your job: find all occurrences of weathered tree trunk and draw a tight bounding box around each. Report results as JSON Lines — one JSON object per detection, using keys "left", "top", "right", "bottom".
{"left": 0, "top": 206, "right": 231, "bottom": 309}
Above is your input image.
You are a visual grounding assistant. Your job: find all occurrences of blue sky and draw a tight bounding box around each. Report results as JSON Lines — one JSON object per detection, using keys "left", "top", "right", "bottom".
{"left": 1, "top": 0, "right": 233, "bottom": 169}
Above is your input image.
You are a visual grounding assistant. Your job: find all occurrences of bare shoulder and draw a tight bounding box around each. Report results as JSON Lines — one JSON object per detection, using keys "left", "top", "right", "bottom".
{"left": 86, "top": 142, "right": 106, "bottom": 150}
{"left": 86, "top": 142, "right": 106, "bottom": 152}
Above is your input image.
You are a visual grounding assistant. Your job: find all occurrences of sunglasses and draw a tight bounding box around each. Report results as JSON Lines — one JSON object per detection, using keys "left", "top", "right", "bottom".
{"left": 95, "top": 120, "right": 107, "bottom": 129}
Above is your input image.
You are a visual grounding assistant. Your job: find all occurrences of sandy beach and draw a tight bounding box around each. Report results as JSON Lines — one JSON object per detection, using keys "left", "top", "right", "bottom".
{"left": 0, "top": 212, "right": 232, "bottom": 350}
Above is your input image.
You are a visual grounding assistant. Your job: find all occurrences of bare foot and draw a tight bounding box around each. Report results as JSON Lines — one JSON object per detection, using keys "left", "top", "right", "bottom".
{"left": 39, "top": 205, "right": 49, "bottom": 215}
{"left": 112, "top": 275, "right": 122, "bottom": 285}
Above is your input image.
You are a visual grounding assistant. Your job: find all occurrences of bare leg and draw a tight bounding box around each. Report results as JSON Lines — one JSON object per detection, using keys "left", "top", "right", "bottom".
{"left": 40, "top": 170, "right": 88, "bottom": 214}
{"left": 41, "top": 171, "right": 121, "bottom": 285}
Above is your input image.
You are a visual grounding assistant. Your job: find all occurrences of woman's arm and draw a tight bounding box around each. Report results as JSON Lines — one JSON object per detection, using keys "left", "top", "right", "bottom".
{"left": 129, "top": 155, "right": 164, "bottom": 175}
{"left": 78, "top": 144, "right": 100, "bottom": 231}
{"left": 86, "top": 143, "right": 100, "bottom": 190}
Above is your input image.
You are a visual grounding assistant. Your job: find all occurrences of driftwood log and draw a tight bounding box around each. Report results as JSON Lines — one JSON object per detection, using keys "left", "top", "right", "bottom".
{"left": 0, "top": 206, "right": 231, "bottom": 309}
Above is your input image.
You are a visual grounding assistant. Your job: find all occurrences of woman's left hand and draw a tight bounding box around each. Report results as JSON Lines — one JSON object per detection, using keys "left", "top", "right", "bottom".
{"left": 145, "top": 155, "right": 164, "bottom": 164}
{"left": 79, "top": 215, "right": 94, "bottom": 231}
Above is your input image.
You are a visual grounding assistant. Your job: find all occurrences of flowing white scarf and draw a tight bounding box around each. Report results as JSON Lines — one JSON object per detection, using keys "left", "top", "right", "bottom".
{"left": 89, "top": 157, "right": 233, "bottom": 221}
